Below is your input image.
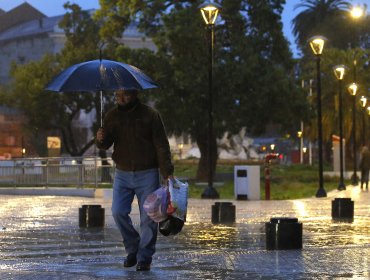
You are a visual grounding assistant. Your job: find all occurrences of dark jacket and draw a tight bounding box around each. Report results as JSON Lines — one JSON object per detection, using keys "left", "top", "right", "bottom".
{"left": 360, "top": 149, "right": 370, "bottom": 171}
{"left": 96, "top": 100, "right": 174, "bottom": 178}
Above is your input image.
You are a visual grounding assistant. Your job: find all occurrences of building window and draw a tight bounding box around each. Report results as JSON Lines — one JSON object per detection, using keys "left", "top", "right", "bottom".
{"left": 18, "top": 56, "right": 25, "bottom": 63}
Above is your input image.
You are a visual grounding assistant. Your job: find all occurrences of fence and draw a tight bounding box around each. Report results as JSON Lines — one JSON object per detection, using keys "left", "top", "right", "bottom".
{"left": 0, "top": 157, "right": 115, "bottom": 188}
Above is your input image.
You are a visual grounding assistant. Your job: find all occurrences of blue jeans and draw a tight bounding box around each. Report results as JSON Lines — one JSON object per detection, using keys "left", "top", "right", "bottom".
{"left": 112, "top": 168, "right": 160, "bottom": 264}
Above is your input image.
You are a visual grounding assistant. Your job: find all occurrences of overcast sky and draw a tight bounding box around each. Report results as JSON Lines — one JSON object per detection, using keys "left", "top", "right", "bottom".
{"left": 0, "top": 0, "right": 369, "bottom": 58}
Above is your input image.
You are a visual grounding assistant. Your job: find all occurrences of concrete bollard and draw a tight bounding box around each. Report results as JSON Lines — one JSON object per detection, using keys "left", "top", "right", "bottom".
{"left": 211, "top": 202, "right": 236, "bottom": 224}
{"left": 265, "top": 217, "right": 302, "bottom": 250}
{"left": 79, "top": 205, "right": 105, "bottom": 228}
{"left": 332, "top": 198, "right": 354, "bottom": 220}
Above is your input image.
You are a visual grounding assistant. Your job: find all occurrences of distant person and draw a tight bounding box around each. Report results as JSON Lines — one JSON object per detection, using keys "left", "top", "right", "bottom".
{"left": 359, "top": 145, "right": 370, "bottom": 190}
{"left": 96, "top": 89, "right": 174, "bottom": 271}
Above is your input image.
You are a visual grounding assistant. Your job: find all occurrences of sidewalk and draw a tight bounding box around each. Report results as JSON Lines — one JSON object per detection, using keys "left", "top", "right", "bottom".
{"left": 0, "top": 185, "right": 369, "bottom": 279}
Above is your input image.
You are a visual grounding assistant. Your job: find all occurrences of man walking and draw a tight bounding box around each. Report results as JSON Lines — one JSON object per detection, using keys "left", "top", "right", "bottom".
{"left": 96, "top": 89, "right": 173, "bottom": 271}
{"left": 359, "top": 145, "right": 370, "bottom": 190}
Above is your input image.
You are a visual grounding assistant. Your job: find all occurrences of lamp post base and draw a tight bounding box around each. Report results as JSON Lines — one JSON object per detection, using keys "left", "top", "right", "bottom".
{"left": 201, "top": 186, "right": 219, "bottom": 199}
{"left": 351, "top": 173, "right": 359, "bottom": 186}
{"left": 337, "top": 181, "right": 346, "bottom": 191}
{"left": 315, "top": 187, "right": 327, "bottom": 197}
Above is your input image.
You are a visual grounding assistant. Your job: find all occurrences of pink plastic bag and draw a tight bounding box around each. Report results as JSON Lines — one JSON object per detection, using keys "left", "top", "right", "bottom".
{"left": 143, "top": 186, "right": 169, "bottom": 222}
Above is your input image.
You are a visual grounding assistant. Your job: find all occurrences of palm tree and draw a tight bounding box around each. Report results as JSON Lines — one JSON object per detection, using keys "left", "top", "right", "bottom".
{"left": 292, "top": 0, "right": 351, "bottom": 52}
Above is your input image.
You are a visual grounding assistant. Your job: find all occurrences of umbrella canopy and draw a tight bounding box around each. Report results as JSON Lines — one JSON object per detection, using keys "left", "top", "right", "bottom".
{"left": 45, "top": 59, "right": 159, "bottom": 127}
{"left": 45, "top": 59, "right": 159, "bottom": 92}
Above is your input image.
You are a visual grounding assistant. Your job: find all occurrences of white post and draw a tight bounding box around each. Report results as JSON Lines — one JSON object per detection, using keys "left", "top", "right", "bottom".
{"left": 300, "top": 121, "right": 304, "bottom": 164}
{"left": 94, "top": 145, "right": 98, "bottom": 189}
{"left": 308, "top": 79, "right": 313, "bottom": 166}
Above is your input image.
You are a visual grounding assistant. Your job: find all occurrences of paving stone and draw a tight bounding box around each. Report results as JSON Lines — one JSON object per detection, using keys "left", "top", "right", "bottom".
{"left": 0, "top": 185, "right": 369, "bottom": 279}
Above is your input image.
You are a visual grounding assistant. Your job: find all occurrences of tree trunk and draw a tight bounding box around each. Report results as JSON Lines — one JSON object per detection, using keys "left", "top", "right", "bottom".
{"left": 324, "top": 141, "right": 331, "bottom": 164}
{"left": 195, "top": 132, "right": 218, "bottom": 182}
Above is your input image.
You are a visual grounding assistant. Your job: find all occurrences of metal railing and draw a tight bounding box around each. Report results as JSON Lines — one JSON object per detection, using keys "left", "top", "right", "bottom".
{"left": 0, "top": 157, "right": 115, "bottom": 188}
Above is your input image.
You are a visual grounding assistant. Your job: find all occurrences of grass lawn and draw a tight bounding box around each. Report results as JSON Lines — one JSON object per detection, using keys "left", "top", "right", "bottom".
{"left": 174, "top": 160, "right": 349, "bottom": 200}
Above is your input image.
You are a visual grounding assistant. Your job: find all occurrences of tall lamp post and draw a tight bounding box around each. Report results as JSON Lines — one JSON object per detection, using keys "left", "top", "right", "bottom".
{"left": 349, "top": 4, "right": 367, "bottom": 183}
{"left": 348, "top": 82, "right": 359, "bottom": 185}
{"left": 360, "top": 95, "right": 367, "bottom": 145}
{"left": 309, "top": 36, "right": 327, "bottom": 197}
{"left": 199, "top": 2, "right": 220, "bottom": 199}
{"left": 368, "top": 106, "right": 370, "bottom": 115}
{"left": 297, "top": 130, "right": 303, "bottom": 164}
{"left": 21, "top": 137, "right": 26, "bottom": 158}
{"left": 333, "top": 65, "right": 346, "bottom": 190}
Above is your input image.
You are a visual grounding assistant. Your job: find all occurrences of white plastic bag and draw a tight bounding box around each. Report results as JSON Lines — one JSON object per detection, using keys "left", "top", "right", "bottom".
{"left": 167, "top": 178, "right": 189, "bottom": 221}
{"left": 143, "top": 186, "right": 169, "bottom": 222}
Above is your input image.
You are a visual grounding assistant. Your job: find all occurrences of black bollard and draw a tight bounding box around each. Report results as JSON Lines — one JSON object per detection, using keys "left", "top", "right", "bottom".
{"left": 79, "top": 205, "right": 105, "bottom": 228}
{"left": 211, "top": 202, "right": 236, "bottom": 224}
{"left": 265, "top": 217, "right": 302, "bottom": 250}
{"left": 332, "top": 198, "right": 354, "bottom": 220}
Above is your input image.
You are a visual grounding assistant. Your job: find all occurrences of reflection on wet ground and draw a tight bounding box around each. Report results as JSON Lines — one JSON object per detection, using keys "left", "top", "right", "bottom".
{"left": 0, "top": 186, "right": 369, "bottom": 279}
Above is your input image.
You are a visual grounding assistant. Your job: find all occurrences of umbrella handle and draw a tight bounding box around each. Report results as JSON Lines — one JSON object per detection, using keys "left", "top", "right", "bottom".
{"left": 100, "top": 90, "right": 103, "bottom": 127}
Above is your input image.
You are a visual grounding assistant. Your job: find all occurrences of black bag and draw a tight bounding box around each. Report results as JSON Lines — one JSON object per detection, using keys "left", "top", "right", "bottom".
{"left": 158, "top": 215, "right": 184, "bottom": 236}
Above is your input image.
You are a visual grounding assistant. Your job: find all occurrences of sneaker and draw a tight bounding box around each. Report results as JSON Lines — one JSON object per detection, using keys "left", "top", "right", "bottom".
{"left": 136, "top": 262, "right": 151, "bottom": 271}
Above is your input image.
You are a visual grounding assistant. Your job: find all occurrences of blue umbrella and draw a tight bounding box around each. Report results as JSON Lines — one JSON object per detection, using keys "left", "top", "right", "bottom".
{"left": 45, "top": 59, "right": 159, "bottom": 126}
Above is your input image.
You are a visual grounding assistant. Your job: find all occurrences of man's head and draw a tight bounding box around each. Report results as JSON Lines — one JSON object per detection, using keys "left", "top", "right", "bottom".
{"left": 115, "top": 89, "right": 138, "bottom": 106}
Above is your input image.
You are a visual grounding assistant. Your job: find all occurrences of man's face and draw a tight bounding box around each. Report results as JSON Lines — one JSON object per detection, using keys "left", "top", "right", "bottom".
{"left": 115, "top": 90, "right": 137, "bottom": 105}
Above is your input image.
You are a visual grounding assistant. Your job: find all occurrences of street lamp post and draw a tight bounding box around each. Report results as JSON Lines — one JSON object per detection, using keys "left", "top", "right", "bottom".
{"left": 21, "top": 136, "right": 25, "bottom": 158}
{"left": 297, "top": 130, "right": 303, "bottom": 163}
{"left": 309, "top": 36, "right": 327, "bottom": 197}
{"left": 349, "top": 4, "right": 368, "bottom": 182}
{"left": 333, "top": 65, "right": 346, "bottom": 191}
{"left": 360, "top": 96, "right": 367, "bottom": 145}
{"left": 199, "top": 2, "right": 220, "bottom": 199}
{"left": 367, "top": 106, "right": 370, "bottom": 142}
{"left": 348, "top": 82, "right": 359, "bottom": 185}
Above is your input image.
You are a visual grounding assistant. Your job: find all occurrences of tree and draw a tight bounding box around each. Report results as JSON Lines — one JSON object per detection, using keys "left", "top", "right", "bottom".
{"left": 9, "top": 55, "right": 59, "bottom": 155}
{"left": 97, "top": 0, "right": 309, "bottom": 180}
{"left": 225, "top": 0, "right": 307, "bottom": 134}
{"left": 8, "top": 3, "right": 102, "bottom": 156}
{"left": 58, "top": 3, "right": 102, "bottom": 67}
{"left": 299, "top": 47, "right": 370, "bottom": 161}
{"left": 291, "top": 0, "right": 361, "bottom": 52}
{"left": 57, "top": 3, "right": 106, "bottom": 156}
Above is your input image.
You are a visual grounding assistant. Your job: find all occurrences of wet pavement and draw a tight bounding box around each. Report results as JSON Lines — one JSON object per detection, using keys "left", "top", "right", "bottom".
{"left": 0, "top": 185, "right": 369, "bottom": 279}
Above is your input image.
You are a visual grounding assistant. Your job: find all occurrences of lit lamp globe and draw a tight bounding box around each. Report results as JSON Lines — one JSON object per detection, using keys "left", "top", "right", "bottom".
{"left": 199, "top": 2, "right": 221, "bottom": 25}
{"left": 348, "top": 83, "right": 358, "bottom": 96}
{"left": 333, "top": 65, "right": 346, "bottom": 80}
{"left": 309, "top": 36, "right": 326, "bottom": 56}
{"left": 351, "top": 5, "right": 366, "bottom": 19}
{"left": 360, "top": 96, "right": 367, "bottom": 108}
